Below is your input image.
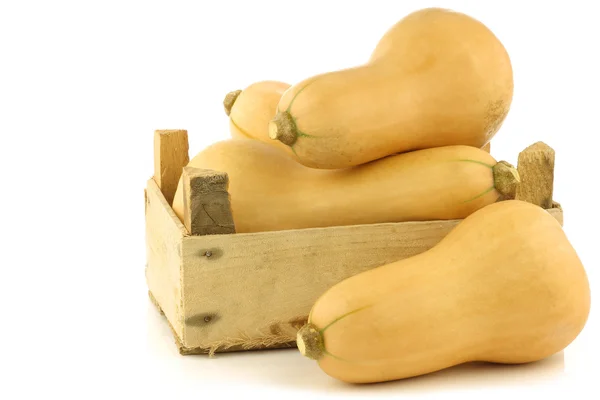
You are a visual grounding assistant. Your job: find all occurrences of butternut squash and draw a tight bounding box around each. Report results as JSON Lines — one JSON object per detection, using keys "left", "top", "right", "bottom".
{"left": 297, "top": 200, "right": 590, "bottom": 384}
{"left": 269, "top": 8, "right": 512, "bottom": 168}
{"left": 172, "top": 139, "right": 519, "bottom": 233}
{"left": 223, "top": 80, "right": 291, "bottom": 152}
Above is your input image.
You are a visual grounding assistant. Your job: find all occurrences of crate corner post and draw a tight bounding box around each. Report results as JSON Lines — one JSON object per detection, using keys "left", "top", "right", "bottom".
{"left": 146, "top": 129, "right": 190, "bottom": 350}
{"left": 181, "top": 167, "right": 236, "bottom": 236}
{"left": 515, "top": 141, "right": 556, "bottom": 210}
{"left": 153, "top": 129, "right": 190, "bottom": 206}
{"left": 177, "top": 166, "right": 237, "bottom": 354}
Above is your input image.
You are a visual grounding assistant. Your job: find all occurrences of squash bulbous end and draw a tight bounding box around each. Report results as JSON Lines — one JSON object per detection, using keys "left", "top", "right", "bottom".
{"left": 269, "top": 111, "right": 298, "bottom": 146}
{"left": 493, "top": 160, "right": 520, "bottom": 198}
{"left": 223, "top": 89, "right": 242, "bottom": 116}
{"left": 297, "top": 323, "right": 325, "bottom": 361}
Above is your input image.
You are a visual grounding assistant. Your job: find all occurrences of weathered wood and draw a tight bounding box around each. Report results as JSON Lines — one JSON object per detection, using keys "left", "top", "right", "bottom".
{"left": 145, "top": 178, "right": 186, "bottom": 339}
{"left": 515, "top": 142, "right": 555, "bottom": 208}
{"left": 154, "top": 129, "right": 189, "bottom": 205}
{"left": 181, "top": 167, "right": 235, "bottom": 236}
{"left": 175, "top": 206, "right": 563, "bottom": 355}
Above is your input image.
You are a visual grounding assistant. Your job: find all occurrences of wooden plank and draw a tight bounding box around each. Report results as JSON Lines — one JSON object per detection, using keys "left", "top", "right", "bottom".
{"left": 145, "top": 178, "right": 186, "bottom": 339}
{"left": 181, "top": 167, "right": 236, "bottom": 236}
{"left": 154, "top": 129, "right": 190, "bottom": 206}
{"left": 178, "top": 206, "right": 563, "bottom": 354}
{"left": 515, "top": 141, "right": 555, "bottom": 209}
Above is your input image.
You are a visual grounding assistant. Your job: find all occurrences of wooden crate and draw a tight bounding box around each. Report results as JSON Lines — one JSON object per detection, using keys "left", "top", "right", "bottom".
{"left": 145, "top": 130, "right": 562, "bottom": 356}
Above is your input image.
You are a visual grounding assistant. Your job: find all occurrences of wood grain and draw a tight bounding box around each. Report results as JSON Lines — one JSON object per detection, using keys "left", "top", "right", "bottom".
{"left": 181, "top": 167, "right": 236, "bottom": 236}
{"left": 154, "top": 129, "right": 190, "bottom": 205}
{"left": 515, "top": 142, "right": 555, "bottom": 209}
{"left": 145, "top": 178, "right": 186, "bottom": 339}
{"left": 177, "top": 206, "right": 563, "bottom": 353}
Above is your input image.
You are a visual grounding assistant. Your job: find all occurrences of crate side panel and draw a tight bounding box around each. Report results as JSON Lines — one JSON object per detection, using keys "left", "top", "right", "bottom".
{"left": 146, "top": 178, "right": 186, "bottom": 338}
{"left": 179, "top": 218, "right": 464, "bottom": 352}
{"left": 179, "top": 205, "right": 564, "bottom": 353}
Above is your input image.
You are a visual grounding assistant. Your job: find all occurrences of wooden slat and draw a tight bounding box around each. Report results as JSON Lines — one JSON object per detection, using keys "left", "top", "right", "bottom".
{"left": 515, "top": 141, "right": 555, "bottom": 209}
{"left": 178, "top": 206, "right": 563, "bottom": 354}
{"left": 181, "top": 167, "right": 236, "bottom": 236}
{"left": 154, "top": 129, "right": 190, "bottom": 205}
{"left": 145, "top": 178, "right": 186, "bottom": 339}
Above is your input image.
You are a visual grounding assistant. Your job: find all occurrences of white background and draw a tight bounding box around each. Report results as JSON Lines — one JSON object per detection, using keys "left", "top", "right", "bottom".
{"left": 1, "top": 0, "right": 599, "bottom": 398}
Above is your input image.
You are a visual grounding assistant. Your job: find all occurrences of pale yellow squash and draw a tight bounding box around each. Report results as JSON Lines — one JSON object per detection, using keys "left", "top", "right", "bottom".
{"left": 297, "top": 200, "right": 590, "bottom": 383}
{"left": 223, "top": 80, "right": 291, "bottom": 153}
{"left": 269, "top": 8, "right": 512, "bottom": 168}
{"left": 172, "top": 139, "right": 518, "bottom": 233}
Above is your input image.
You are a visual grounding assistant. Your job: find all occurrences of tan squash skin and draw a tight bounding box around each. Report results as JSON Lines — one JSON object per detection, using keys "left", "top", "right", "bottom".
{"left": 297, "top": 200, "right": 590, "bottom": 384}
{"left": 223, "top": 80, "right": 291, "bottom": 153}
{"left": 172, "top": 139, "right": 518, "bottom": 233}
{"left": 269, "top": 8, "right": 513, "bottom": 169}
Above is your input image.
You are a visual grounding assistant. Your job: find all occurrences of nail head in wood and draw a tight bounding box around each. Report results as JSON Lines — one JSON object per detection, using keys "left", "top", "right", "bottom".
{"left": 182, "top": 167, "right": 236, "bottom": 236}
{"left": 515, "top": 141, "right": 555, "bottom": 209}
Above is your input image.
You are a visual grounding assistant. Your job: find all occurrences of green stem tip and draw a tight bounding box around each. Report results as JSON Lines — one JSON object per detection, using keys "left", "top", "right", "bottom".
{"left": 269, "top": 111, "right": 298, "bottom": 146}
{"left": 223, "top": 90, "right": 242, "bottom": 116}
{"left": 493, "top": 160, "right": 520, "bottom": 198}
{"left": 296, "top": 323, "right": 325, "bottom": 361}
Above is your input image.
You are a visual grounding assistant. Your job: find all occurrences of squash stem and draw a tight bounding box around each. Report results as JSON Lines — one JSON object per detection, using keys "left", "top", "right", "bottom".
{"left": 269, "top": 111, "right": 298, "bottom": 146}
{"left": 297, "top": 323, "right": 325, "bottom": 361}
{"left": 223, "top": 89, "right": 242, "bottom": 116}
{"left": 493, "top": 161, "right": 520, "bottom": 198}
